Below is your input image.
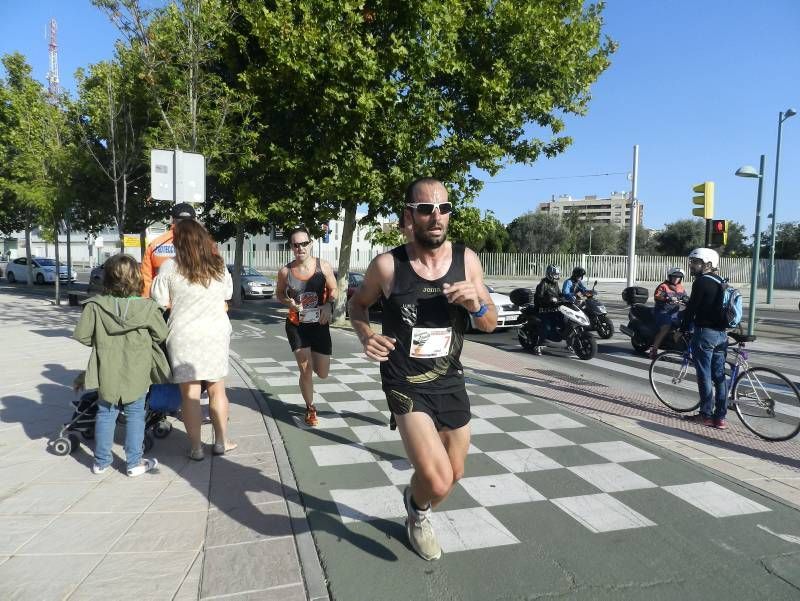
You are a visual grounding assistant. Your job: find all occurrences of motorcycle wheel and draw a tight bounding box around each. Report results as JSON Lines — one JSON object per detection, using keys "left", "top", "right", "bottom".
{"left": 573, "top": 331, "right": 597, "bottom": 360}
{"left": 596, "top": 316, "right": 615, "bottom": 339}
{"left": 518, "top": 329, "right": 536, "bottom": 352}
{"left": 631, "top": 334, "right": 649, "bottom": 354}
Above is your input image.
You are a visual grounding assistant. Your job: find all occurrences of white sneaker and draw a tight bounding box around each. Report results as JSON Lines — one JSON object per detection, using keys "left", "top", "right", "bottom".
{"left": 92, "top": 464, "right": 109, "bottom": 475}
{"left": 403, "top": 487, "right": 442, "bottom": 561}
{"left": 127, "top": 458, "right": 158, "bottom": 477}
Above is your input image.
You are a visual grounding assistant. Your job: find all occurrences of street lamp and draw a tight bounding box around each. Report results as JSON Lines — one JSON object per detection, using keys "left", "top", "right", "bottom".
{"left": 735, "top": 156, "right": 766, "bottom": 336}
{"left": 588, "top": 226, "right": 594, "bottom": 276}
{"left": 766, "top": 108, "right": 796, "bottom": 303}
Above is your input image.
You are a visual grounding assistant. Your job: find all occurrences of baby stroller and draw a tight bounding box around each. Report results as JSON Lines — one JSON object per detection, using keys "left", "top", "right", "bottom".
{"left": 51, "top": 388, "right": 174, "bottom": 456}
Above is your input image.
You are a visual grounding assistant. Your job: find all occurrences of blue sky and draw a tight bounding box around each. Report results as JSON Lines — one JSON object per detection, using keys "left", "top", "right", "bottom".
{"left": 1, "top": 0, "right": 798, "bottom": 235}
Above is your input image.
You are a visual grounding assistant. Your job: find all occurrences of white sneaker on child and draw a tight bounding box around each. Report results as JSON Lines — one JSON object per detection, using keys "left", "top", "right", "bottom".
{"left": 92, "top": 464, "right": 109, "bottom": 475}
{"left": 127, "top": 458, "right": 158, "bottom": 477}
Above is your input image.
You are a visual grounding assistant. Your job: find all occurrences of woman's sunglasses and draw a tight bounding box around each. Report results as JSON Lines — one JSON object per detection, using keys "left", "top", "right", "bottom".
{"left": 292, "top": 240, "right": 312, "bottom": 249}
{"left": 406, "top": 202, "right": 453, "bottom": 216}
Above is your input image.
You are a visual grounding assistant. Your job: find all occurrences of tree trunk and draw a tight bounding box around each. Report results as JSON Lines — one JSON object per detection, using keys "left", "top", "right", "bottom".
{"left": 24, "top": 218, "right": 33, "bottom": 286}
{"left": 230, "top": 221, "right": 245, "bottom": 307}
{"left": 333, "top": 202, "right": 357, "bottom": 325}
{"left": 54, "top": 218, "right": 61, "bottom": 306}
{"left": 140, "top": 229, "right": 147, "bottom": 262}
{"left": 66, "top": 216, "right": 72, "bottom": 292}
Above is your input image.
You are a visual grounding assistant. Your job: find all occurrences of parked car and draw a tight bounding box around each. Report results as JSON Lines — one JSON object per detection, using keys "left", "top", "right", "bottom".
{"left": 469, "top": 285, "right": 522, "bottom": 331}
{"left": 4, "top": 257, "right": 77, "bottom": 284}
{"left": 227, "top": 264, "right": 275, "bottom": 299}
{"left": 334, "top": 271, "right": 383, "bottom": 314}
{"left": 87, "top": 262, "right": 106, "bottom": 295}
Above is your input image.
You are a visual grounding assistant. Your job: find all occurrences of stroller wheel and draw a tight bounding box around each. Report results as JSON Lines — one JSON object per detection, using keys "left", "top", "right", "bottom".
{"left": 53, "top": 437, "right": 71, "bottom": 456}
{"left": 153, "top": 420, "right": 172, "bottom": 439}
{"left": 68, "top": 433, "right": 81, "bottom": 453}
{"left": 143, "top": 433, "right": 154, "bottom": 453}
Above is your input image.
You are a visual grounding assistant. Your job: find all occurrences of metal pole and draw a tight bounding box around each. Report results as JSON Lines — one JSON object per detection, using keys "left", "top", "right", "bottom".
{"left": 747, "top": 154, "right": 767, "bottom": 336}
{"left": 588, "top": 227, "right": 593, "bottom": 275}
{"left": 625, "top": 145, "right": 639, "bottom": 286}
{"left": 767, "top": 112, "right": 785, "bottom": 304}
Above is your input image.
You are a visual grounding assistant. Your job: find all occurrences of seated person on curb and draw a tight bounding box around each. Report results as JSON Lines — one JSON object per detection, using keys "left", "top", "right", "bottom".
{"left": 532, "top": 265, "right": 563, "bottom": 355}
{"left": 650, "top": 267, "right": 688, "bottom": 358}
{"left": 561, "top": 267, "right": 588, "bottom": 302}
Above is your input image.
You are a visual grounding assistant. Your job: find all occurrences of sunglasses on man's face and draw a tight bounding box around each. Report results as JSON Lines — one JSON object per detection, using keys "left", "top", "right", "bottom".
{"left": 407, "top": 202, "right": 453, "bottom": 216}
{"left": 292, "top": 240, "right": 312, "bottom": 249}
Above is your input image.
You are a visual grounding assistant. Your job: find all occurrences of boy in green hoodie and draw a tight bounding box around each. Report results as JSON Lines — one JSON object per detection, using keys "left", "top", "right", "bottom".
{"left": 74, "top": 254, "right": 171, "bottom": 476}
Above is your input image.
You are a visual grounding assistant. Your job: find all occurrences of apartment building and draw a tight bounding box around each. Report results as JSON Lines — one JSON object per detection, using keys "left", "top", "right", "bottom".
{"left": 537, "top": 192, "right": 644, "bottom": 227}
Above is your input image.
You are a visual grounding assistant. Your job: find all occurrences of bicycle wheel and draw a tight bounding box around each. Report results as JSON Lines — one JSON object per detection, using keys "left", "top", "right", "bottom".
{"left": 733, "top": 367, "right": 800, "bottom": 441}
{"left": 649, "top": 351, "right": 701, "bottom": 413}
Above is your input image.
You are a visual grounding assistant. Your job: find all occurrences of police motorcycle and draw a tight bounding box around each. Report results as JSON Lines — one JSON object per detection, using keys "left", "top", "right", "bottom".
{"left": 619, "top": 286, "right": 688, "bottom": 355}
{"left": 511, "top": 288, "right": 597, "bottom": 360}
{"left": 578, "top": 280, "right": 615, "bottom": 339}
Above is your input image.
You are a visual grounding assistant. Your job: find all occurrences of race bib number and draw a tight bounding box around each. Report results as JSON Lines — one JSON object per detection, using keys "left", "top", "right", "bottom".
{"left": 409, "top": 327, "right": 452, "bottom": 359}
{"left": 300, "top": 308, "right": 321, "bottom": 323}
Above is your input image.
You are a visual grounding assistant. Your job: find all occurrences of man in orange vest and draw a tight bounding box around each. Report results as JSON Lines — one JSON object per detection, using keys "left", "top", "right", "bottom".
{"left": 141, "top": 203, "right": 196, "bottom": 298}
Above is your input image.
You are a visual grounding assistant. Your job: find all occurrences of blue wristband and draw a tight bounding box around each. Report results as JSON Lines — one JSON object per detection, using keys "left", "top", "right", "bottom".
{"left": 470, "top": 303, "right": 489, "bottom": 318}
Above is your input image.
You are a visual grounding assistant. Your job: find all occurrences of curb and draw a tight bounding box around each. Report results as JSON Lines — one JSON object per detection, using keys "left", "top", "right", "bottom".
{"left": 228, "top": 350, "right": 331, "bottom": 601}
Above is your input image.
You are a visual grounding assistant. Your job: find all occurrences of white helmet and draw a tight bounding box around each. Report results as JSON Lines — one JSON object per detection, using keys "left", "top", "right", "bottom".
{"left": 688, "top": 247, "right": 719, "bottom": 268}
{"left": 667, "top": 267, "right": 685, "bottom": 279}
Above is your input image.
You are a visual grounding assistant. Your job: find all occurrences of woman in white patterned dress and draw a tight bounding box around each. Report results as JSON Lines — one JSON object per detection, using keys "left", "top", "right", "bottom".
{"left": 151, "top": 219, "right": 236, "bottom": 460}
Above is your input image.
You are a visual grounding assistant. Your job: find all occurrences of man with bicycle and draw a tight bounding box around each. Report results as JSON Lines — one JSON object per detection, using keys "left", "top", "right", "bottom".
{"left": 682, "top": 247, "right": 729, "bottom": 430}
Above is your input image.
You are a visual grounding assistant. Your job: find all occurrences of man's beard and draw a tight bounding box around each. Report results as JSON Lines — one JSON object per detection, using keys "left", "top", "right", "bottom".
{"left": 412, "top": 217, "right": 447, "bottom": 249}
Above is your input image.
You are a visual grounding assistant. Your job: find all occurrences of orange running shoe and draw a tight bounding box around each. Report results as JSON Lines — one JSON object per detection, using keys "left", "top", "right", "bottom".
{"left": 305, "top": 405, "right": 318, "bottom": 427}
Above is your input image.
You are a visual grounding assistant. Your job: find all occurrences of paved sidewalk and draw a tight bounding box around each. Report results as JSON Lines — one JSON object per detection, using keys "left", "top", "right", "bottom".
{"left": 0, "top": 291, "right": 325, "bottom": 600}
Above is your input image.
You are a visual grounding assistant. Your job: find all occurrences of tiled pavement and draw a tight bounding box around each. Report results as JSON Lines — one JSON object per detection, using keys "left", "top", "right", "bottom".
{"left": 0, "top": 292, "right": 320, "bottom": 601}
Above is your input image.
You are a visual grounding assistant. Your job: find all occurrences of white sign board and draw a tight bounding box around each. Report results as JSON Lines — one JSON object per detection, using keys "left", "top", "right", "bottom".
{"left": 150, "top": 149, "right": 175, "bottom": 201}
{"left": 94, "top": 236, "right": 104, "bottom": 248}
{"left": 150, "top": 149, "right": 206, "bottom": 204}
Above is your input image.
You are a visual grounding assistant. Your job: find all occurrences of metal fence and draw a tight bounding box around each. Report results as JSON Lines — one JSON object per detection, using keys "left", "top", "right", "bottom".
{"left": 219, "top": 247, "right": 800, "bottom": 289}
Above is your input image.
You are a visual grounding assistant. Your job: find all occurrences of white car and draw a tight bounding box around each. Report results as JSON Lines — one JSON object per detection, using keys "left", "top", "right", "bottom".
{"left": 4, "top": 257, "right": 77, "bottom": 284}
{"left": 469, "top": 285, "right": 523, "bottom": 331}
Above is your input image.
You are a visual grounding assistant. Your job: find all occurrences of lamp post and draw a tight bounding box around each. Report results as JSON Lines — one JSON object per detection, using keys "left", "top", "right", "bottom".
{"left": 588, "top": 226, "right": 594, "bottom": 275}
{"left": 735, "top": 155, "right": 767, "bottom": 336}
{"left": 766, "top": 108, "right": 796, "bottom": 303}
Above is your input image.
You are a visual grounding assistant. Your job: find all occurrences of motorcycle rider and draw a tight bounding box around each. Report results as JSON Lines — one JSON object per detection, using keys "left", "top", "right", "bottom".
{"left": 533, "top": 265, "right": 563, "bottom": 355}
{"left": 562, "top": 267, "right": 588, "bottom": 302}
{"left": 649, "top": 267, "right": 688, "bottom": 359}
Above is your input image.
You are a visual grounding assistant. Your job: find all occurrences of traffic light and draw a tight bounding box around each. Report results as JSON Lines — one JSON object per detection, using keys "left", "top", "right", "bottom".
{"left": 710, "top": 219, "right": 728, "bottom": 246}
{"left": 692, "top": 181, "right": 715, "bottom": 219}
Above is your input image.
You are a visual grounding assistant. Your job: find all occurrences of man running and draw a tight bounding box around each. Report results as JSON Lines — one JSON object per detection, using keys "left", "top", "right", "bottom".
{"left": 276, "top": 226, "right": 337, "bottom": 427}
{"left": 349, "top": 177, "right": 497, "bottom": 561}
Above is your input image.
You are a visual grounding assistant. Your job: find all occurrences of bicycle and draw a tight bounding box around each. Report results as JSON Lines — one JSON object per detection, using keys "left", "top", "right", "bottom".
{"left": 648, "top": 331, "right": 800, "bottom": 441}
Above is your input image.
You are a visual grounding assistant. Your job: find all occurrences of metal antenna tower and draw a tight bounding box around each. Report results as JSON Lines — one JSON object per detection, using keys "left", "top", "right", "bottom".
{"left": 47, "top": 18, "right": 60, "bottom": 99}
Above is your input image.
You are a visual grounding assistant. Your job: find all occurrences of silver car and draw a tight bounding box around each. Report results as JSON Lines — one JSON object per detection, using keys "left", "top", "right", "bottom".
{"left": 228, "top": 265, "right": 275, "bottom": 299}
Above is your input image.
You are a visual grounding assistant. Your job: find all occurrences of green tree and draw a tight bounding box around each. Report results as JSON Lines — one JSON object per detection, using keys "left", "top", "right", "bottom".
{"left": 0, "top": 53, "right": 74, "bottom": 286}
{"left": 95, "top": 0, "right": 266, "bottom": 304}
{"left": 617, "top": 225, "right": 654, "bottom": 255}
{"left": 763, "top": 221, "right": 800, "bottom": 260}
{"left": 236, "top": 0, "right": 614, "bottom": 320}
{"left": 507, "top": 212, "right": 567, "bottom": 253}
{"left": 574, "top": 223, "right": 621, "bottom": 255}
{"left": 722, "top": 221, "right": 749, "bottom": 256}
{"left": 653, "top": 219, "right": 705, "bottom": 256}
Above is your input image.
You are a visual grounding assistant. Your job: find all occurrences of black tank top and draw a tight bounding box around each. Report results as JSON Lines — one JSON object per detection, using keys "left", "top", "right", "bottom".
{"left": 380, "top": 244, "right": 469, "bottom": 395}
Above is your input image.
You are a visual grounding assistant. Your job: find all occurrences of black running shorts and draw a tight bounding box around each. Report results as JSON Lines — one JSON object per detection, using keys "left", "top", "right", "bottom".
{"left": 285, "top": 321, "right": 332, "bottom": 355}
{"left": 385, "top": 388, "right": 471, "bottom": 432}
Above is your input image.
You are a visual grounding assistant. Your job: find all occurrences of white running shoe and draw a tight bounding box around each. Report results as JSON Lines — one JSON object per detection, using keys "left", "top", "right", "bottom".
{"left": 127, "top": 458, "right": 158, "bottom": 477}
{"left": 92, "top": 464, "right": 109, "bottom": 475}
{"left": 403, "top": 487, "right": 442, "bottom": 561}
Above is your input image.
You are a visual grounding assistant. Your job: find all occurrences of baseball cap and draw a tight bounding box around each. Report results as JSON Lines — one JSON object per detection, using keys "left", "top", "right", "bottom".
{"left": 171, "top": 203, "right": 196, "bottom": 220}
